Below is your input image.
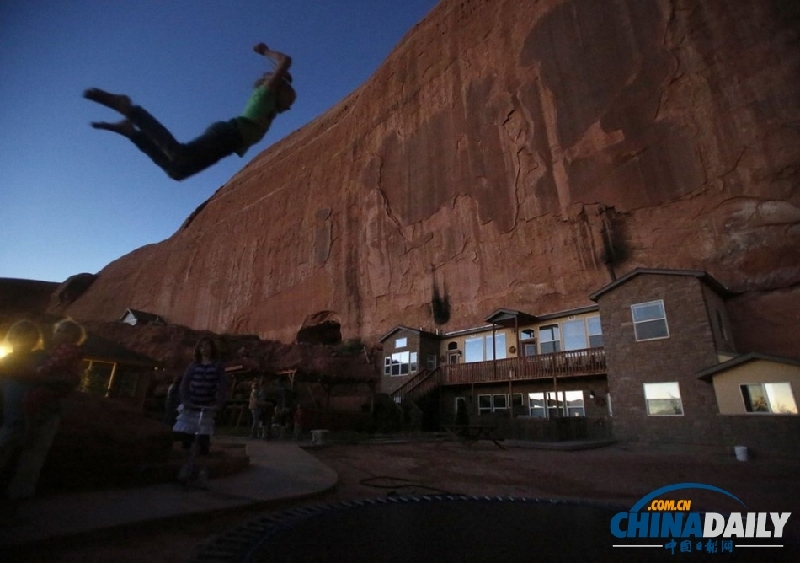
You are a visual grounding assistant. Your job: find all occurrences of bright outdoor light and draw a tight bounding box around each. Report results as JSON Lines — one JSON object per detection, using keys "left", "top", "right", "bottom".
{"left": 0, "top": 344, "right": 10, "bottom": 360}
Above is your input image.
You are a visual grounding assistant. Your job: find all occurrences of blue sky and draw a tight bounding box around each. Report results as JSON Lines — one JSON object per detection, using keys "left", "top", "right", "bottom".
{"left": 0, "top": 0, "right": 438, "bottom": 282}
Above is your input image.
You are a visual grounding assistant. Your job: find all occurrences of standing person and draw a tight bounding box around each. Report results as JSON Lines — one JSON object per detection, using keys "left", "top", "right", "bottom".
{"left": 248, "top": 380, "right": 266, "bottom": 438}
{"left": 84, "top": 43, "right": 296, "bottom": 180}
{"left": 23, "top": 319, "right": 86, "bottom": 418}
{"left": 0, "top": 319, "right": 85, "bottom": 519}
{"left": 292, "top": 403, "right": 305, "bottom": 441}
{"left": 172, "top": 336, "right": 229, "bottom": 488}
{"left": 0, "top": 320, "right": 46, "bottom": 520}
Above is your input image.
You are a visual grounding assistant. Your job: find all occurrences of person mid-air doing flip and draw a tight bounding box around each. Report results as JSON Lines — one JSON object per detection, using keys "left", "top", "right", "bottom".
{"left": 84, "top": 43, "right": 295, "bottom": 181}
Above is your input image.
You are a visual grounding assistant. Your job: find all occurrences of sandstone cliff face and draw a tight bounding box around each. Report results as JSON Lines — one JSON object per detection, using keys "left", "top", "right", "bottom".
{"left": 63, "top": 0, "right": 800, "bottom": 357}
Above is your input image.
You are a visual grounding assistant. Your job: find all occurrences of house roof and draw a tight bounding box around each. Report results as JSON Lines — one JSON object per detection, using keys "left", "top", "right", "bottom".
{"left": 534, "top": 304, "right": 599, "bottom": 322}
{"left": 484, "top": 308, "right": 537, "bottom": 325}
{"left": 120, "top": 308, "right": 166, "bottom": 324}
{"left": 696, "top": 353, "right": 800, "bottom": 381}
{"left": 81, "top": 334, "right": 161, "bottom": 367}
{"left": 378, "top": 325, "right": 440, "bottom": 343}
{"left": 588, "top": 268, "right": 734, "bottom": 302}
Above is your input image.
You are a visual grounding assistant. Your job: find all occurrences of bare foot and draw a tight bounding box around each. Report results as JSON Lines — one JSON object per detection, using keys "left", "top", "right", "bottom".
{"left": 91, "top": 120, "right": 135, "bottom": 137}
{"left": 83, "top": 88, "right": 132, "bottom": 115}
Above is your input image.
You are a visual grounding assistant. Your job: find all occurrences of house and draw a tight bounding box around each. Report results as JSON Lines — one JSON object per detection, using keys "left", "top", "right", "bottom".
{"left": 119, "top": 308, "right": 166, "bottom": 326}
{"left": 380, "top": 307, "right": 611, "bottom": 440}
{"left": 80, "top": 333, "right": 162, "bottom": 409}
{"left": 379, "top": 268, "right": 800, "bottom": 457}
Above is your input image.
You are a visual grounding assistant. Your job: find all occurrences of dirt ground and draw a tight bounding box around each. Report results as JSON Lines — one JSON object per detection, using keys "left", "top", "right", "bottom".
{"left": 8, "top": 439, "right": 800, "bottom": 562}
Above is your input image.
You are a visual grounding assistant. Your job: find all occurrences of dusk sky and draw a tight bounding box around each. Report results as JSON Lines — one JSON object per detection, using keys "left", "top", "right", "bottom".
{"left": 0, "top": 0, "right": 438, "bottom": 283}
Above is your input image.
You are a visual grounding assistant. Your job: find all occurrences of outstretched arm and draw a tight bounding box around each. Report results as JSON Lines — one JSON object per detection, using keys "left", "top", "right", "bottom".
{"left": 253, "top": 43, "right": 292, "bottom": 92}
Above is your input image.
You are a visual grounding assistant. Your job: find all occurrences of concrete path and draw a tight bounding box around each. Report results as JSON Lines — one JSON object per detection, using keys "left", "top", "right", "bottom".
{"left": 0, "top": 437, "right": 337, "bottom": 546}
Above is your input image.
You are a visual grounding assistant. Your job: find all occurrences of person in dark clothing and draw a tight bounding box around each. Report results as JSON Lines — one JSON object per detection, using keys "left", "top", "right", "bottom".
{"left": 84, "top": 43, "right": 295, "bottom": 180}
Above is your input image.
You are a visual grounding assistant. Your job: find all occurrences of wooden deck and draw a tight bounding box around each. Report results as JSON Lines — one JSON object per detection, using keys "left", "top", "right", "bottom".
{"left": 441, "top": 347, "right": 606, "bottom": 386}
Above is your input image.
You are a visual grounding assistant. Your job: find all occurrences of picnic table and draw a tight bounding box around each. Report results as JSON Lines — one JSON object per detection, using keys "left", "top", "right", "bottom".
{"left": 442, "top": 424, "right": 505, "bottom": 449}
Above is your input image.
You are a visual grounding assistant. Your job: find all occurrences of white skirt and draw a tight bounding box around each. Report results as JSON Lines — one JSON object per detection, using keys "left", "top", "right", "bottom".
{"left": 172, "top": 404, "right": 216, "bottom": 435}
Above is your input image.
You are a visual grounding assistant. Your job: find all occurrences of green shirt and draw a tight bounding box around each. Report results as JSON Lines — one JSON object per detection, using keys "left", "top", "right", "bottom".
{"left": 232, "top": 84, "right": 278, "bottom": 157}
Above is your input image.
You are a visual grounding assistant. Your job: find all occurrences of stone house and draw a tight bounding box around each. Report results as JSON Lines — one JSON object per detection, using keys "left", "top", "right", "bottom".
{"left": 380, "top": 268, "right": 800, "bottom": 457}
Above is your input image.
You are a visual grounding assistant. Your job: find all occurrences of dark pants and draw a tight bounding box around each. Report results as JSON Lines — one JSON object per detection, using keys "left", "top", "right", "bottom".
{"left": 127, "top": 106, "right": 243, "bottom": 181}
{"left": 180, "top": 433, "right": 210, "bottom": 456}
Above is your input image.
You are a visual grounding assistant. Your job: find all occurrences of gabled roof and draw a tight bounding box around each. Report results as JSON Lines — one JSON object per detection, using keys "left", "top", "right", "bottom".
{"left": 120, "top": 308, "right": 166, "bottom": 325}
{"left": 484, "top": 308, "right": 537, "bottom": 325}
{"left": 589, "top": 268, "right": 734, "bottom": 302}
{"left": 378, "top": 325, "right": 439, "bottom": 343}
{"left": 697, "top": 353, "right": 800, "bottom": 382}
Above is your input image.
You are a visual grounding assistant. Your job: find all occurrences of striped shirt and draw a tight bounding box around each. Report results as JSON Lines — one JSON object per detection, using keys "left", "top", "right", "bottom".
{"left": 180, "top": 362, "right": 228, "bottom": 408}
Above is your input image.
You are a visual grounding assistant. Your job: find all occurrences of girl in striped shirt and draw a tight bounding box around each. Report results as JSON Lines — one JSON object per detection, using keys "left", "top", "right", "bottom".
{"left": 173, "top": 336, "right": 229, "bottom": 487}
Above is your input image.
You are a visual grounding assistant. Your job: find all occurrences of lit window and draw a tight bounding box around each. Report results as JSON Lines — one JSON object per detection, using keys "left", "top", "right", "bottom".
{"left": 643, "top": 382, "right": 684, "bottom": 416}
{"left": 632, "top": 301, "right": 669, "bottom": 341}
{"left": 740, "top": 383, "right": 797, "bottom": 414}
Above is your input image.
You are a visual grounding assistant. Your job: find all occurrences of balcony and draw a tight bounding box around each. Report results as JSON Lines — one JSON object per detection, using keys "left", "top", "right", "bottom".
{"left": 441, "top": 347, "right": 606, "bottom": 386}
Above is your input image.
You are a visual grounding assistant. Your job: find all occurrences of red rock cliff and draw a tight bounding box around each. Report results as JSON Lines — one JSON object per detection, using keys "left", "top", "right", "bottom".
{"left": 62, "top": 0, "right": 800, "bottom": 357}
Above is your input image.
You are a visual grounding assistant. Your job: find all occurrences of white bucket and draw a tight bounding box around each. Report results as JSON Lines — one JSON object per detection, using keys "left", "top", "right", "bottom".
{"left": 734, "top": 446, "right": 749, "bottom": 462}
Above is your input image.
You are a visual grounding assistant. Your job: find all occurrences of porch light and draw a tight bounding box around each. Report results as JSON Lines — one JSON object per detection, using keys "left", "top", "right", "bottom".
{"left": 0, "top": 344, "right": 10, "bottom": 360}
{"left": 589, "top": 390, "right": 596, "bottom": 399}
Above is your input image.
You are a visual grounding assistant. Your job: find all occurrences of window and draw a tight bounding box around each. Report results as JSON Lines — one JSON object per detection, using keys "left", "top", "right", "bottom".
{"left": 564, "top": 390, "right": 585, "bottom": 417}
{"left": 523, "top": 344, "right": 538, "bottom": 357}
{"left": 384, "top": 351, "right": 417, "bottom": 376}
{"left": 563, "top": 319, "right": 587, "bottom": 351}
{"left": 632, "top": 300, "right": 669, "bottom": 341}
{"left": 527, "top": 391, "right": 585, "bottom": 418}
{"left": 464, "top": 334, "right": 507, "bottom": 363}
{"left": 395, "top": 337, "right": 408, "bottom": 348}
{"left": 477, "top": 394, "right": 514, "bottom": 414}
{"left": 539, "top": 325, "right": 561, "bottom": 353}
{"left": 512, "top": 393, "right": 524, "bottom": 410}
{"left": 587, "top": 316, "right": 603, "bottom": 347}
{"left": 740, "top": 383, "right": 797, "bottom": 414}
{"left": 426, "top": 354, "right": 437, "bottom": 370}
{"left": 643, "top": 382, "right": 684, "bottom": 416}
{"left": 716, "top": 310, "right": 728, "bottom": 342}
{"left": 528, "top": 393, "right": 547, "bottom": 418}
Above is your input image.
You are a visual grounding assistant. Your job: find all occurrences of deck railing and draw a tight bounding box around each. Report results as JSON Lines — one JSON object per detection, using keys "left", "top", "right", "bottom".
{"left": 441, "top": 347, "right": 606, "bottom": 386}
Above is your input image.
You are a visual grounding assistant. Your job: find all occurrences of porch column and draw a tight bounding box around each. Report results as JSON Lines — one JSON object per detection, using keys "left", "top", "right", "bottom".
{"left": 492, "top": 325, "right": 497, "bottom": 380}
{"left": 105, "top": 362, "right": 118, "bottom": 398}
{"left": 552, "top": 376, "right": 559, "bottom": 418}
